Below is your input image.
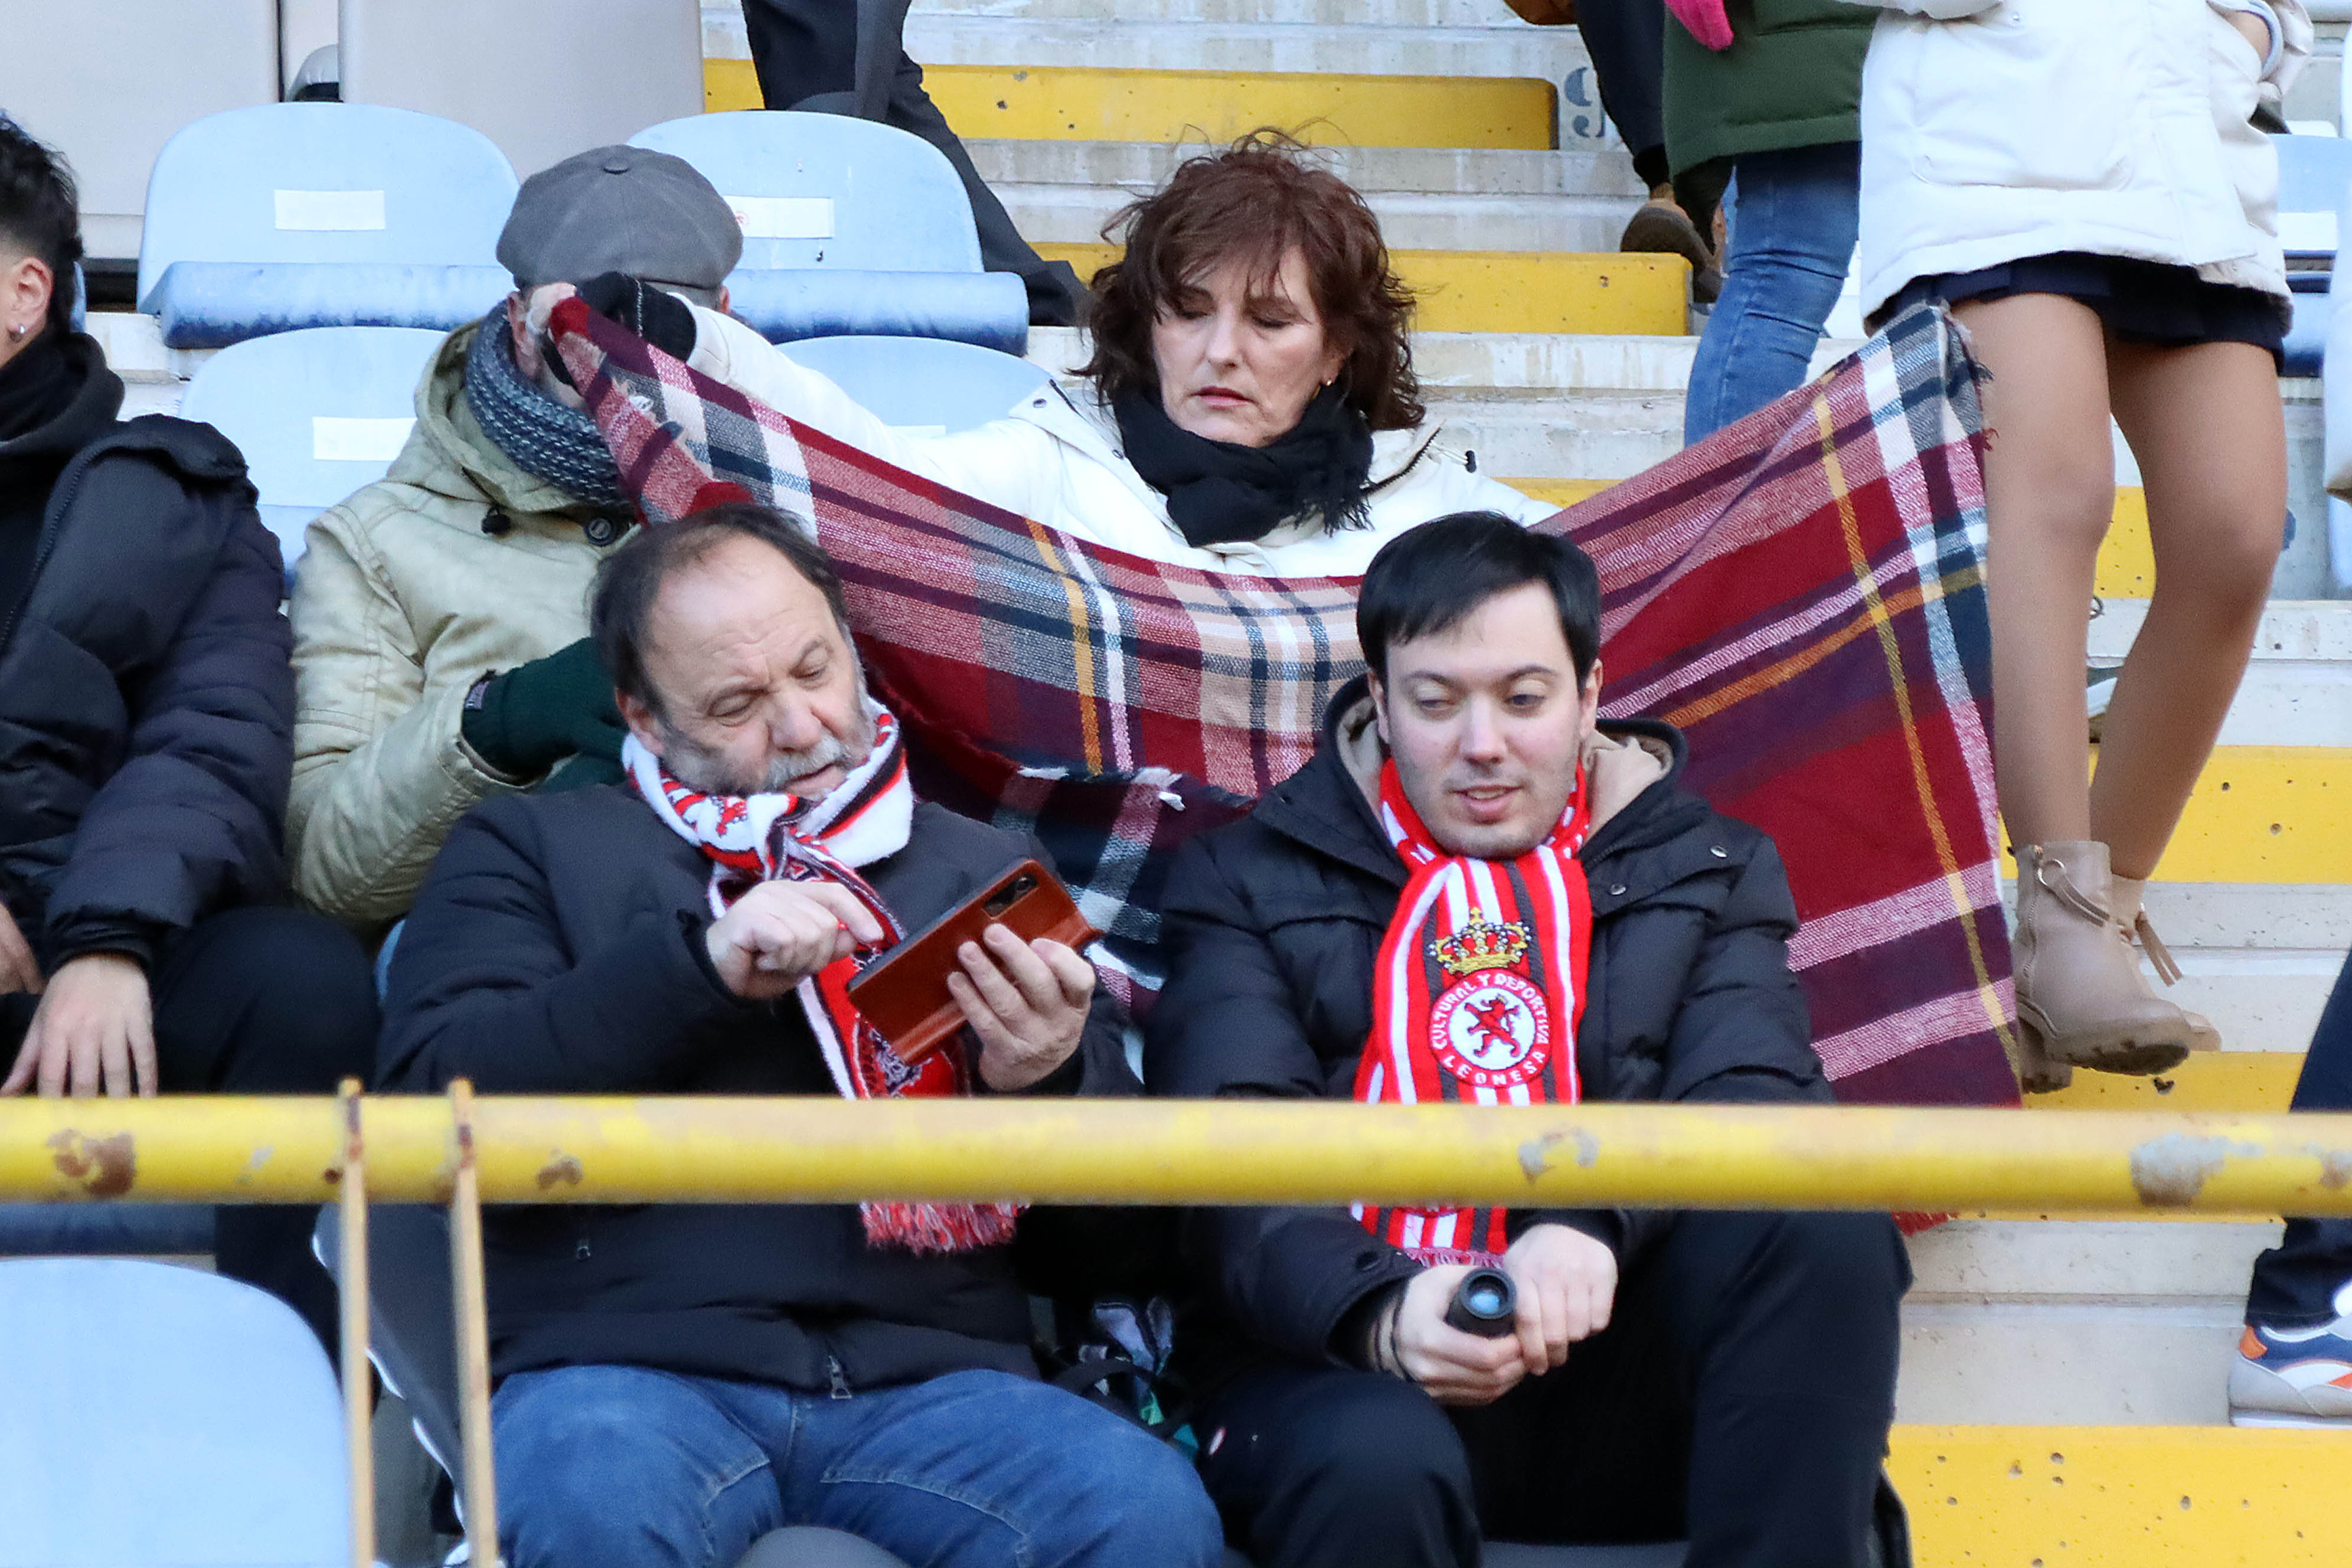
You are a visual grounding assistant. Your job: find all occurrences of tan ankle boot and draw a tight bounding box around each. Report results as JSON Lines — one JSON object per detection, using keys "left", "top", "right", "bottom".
{"left": 2109, "top": 873, "right": 2223, "bottom": 1053}
{"left": 2013, "top": 842, "right": 2193, "bottom": 1074}
{"left": 2007, "top": 1017, "right": 2074, "bottom": 1095}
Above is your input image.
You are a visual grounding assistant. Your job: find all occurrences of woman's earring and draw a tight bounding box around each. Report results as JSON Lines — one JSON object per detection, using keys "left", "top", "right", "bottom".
{"left": 5, "top": 324, "right": 23, "bottom": 342}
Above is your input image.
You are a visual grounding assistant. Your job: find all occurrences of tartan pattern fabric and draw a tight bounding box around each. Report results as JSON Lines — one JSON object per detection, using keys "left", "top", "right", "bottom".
{"left": 550, "top": 298, "right": 2019, "bottom": 1106}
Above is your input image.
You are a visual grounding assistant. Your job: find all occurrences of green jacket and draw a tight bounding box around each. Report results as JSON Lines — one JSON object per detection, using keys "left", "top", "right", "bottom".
{"left": 1662, "top": 0, "right": 1876, "bottom": 179}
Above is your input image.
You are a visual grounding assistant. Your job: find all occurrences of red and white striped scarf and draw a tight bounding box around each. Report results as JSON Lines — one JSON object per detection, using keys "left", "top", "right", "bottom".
{"left": 1353, "top": 759, "right": 1593, "bottom": 1265}
{"left": 626, "top": 705, "right": 1019, "bottom": 1254}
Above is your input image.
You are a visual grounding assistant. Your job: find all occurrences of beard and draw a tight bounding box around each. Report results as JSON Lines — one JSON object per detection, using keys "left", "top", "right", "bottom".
{"left": 658, "top": 675, "right": 880, "bottom": 799}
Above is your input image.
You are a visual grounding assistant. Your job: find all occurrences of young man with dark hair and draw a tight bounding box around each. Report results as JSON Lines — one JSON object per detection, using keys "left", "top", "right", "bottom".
{"left": 382, "top": 502, "right": 1222, "bottom": 1568}
{"left": 1147, "top": 511, "right": 1909, "bottom": 1568}
{"left": 0, "top": 119, "right": 377, "bottom": 1351}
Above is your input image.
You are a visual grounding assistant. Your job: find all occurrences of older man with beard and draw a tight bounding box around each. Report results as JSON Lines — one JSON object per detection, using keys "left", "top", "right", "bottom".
{"left": 377, "top": 501, "right": 1221, "bottom": 1568}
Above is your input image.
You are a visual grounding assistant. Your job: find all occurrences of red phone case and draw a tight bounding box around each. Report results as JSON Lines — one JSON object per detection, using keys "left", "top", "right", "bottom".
{"left": 847, "top": 860, "right": 1100, "bottom": 1064}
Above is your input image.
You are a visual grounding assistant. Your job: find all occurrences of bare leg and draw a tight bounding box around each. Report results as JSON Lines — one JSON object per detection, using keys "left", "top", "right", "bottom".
{"left": 1956, "top": 295, "right": 2193, "bottom": 1079}
{"left": 2095, "top": 338, "right": 2286, "bottom": 880}
{"left": 1954, "top": 295, "right": 2116, "bottom": 847}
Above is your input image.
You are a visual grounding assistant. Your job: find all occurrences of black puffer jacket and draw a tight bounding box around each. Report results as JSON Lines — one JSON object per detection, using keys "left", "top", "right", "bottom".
{"left": 0, "top": 332, "right": 290, "bottom": 971}
{"left": 1144, "top": 677, "right": 1829, "bottom": 1377}
{"left": 381, "top": 783, "right": 1139, "bottom": 1391}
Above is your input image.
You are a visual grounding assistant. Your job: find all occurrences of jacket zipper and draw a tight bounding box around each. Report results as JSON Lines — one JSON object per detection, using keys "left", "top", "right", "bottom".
{"left": 825, "top": 1353, "right": 853, "bottom": 1400}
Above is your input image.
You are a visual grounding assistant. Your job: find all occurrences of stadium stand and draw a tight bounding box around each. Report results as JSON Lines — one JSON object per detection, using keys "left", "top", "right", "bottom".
{"left": 0, "top": 1259, "right": 347, "bottom": 1567}
{"left": 2273, "top": 131, "right": 2352, "bottom": 375}
{"left": 630, "top": 111, "right": 1030, "bottom": 352}
{"left": 177, "top": 325, "right": 443, "bottom": 580}
{"left": 135, "top": 103, "right": 516, "bottom": 349}
{"left": 337, "top": 0, "right": 704, "bottom": 188}
{"left": 0, "top": 0, "right": 278, "bottom": 264}
{"left": 783, "top": 333, "right": 1049, "bottom": 432}
{"left": 279, "top": 0, "right": 338, "bottom": 97}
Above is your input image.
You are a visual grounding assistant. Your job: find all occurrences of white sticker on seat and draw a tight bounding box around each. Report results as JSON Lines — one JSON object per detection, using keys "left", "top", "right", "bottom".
{"left": 2280, "top": 210, "right": 2339, "bottom": 254}
{"left": 275, "top": 189, "right": 388, "bottom": 231}
{"left": 312, "top": 416, "right": 414, "bottom": 462}
{"left": 726, "top": 196, "right": 835, "bottom": 239}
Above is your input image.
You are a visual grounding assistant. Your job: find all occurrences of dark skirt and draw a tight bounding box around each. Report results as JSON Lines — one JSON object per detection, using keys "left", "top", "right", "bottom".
{"left": 1884, "top": 251, "right": 2288, "bottom": 367}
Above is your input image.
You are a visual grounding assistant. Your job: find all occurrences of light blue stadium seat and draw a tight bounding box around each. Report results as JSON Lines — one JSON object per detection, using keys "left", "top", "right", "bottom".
{"left": 785, "top": 335, "right": 1052, "bottom": 434}
{"left": 138, "top": 102, "right": 518, "bottom": 348}
{"left": 178, "top": 326, "right": 445, "bottom": 583}
{"left": 2272, "top": 133, "right": 2352, "bottom": 377}
{"left": 0, "top": 1257, "right": 348, "bottom": 1567}
{"left": 629, "top": 112, "right": 1029, "bottom": 355}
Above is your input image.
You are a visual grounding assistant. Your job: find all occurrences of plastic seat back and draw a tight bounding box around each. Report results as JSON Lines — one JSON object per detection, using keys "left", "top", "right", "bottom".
{"left": 0, "top": 0, "right": 277, "bottom": 260}
{"left": 632, "top": 112, "right": 986, "bottom": 273}
{"left": 0, "top": 1257, "right": 347, "bottom": 1567}
{"left": 340, "top": 0, "right": 703, "bottom": 182}
{"left": 137, "top": 103, "right": 517, "bottom": 311}
{"left": 179, "top": 326, "right": 445, "bottom": 582}
{"left": 785, "top": 335, "right": 1051, "bottom": 435}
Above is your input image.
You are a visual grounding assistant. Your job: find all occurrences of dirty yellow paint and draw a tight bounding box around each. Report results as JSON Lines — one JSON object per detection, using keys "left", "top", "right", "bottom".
{"left": 1043, "top": 242, "right": 1690, "bottom": 335}
{"left": 2030, "top": 1051, "right": 2301, "bottom": 1116}
{"left": 705, "top": 58, "right": 1557, "bottom": 150}
{"left": 1890, "top": 1426, "right": 2351, "bottom": 1566}
{"left": 1992, "top": 748, "right": 2352, "bottom": 884}
{"left": 9, "top": 1097, "right": 2352, "bottom": 1217}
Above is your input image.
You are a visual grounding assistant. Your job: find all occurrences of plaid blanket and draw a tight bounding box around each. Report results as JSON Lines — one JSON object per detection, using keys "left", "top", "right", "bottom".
{"left": 551, "top": 298, "right": 2020, "bottom": 1108}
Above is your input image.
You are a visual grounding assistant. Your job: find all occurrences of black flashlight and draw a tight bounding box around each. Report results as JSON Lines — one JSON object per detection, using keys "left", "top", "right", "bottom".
{"left": 1444, "top": 1268, "right": 1518, "bottom": 1338}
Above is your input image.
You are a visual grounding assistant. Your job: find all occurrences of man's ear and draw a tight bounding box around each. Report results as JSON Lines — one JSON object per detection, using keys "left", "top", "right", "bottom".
{"left": 1367, "top": 671, "right": 1390, "bottom": 747}
{"left": 2, "top": 254, "right": 53, "bottom": 342}
{"left": 1579, "top": 660, "right": 1604, "bottom": 745}
{"left": 617, "top": 690, "right": 665, "bottom": 758}
{"left": 716, "top": 283, "right": 731, "bottom": 316}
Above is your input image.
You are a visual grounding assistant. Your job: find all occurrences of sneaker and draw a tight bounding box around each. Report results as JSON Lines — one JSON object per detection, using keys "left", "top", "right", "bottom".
{"left": 2229, "top": 1280, "right": 2352, "bottom": 1427}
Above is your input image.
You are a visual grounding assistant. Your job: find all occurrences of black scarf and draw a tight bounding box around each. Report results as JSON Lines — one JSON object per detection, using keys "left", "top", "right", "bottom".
{"left": 1112, "top": 382, "right": 1375, "bottom": 549}
{"left": 0, "top": 331, "right": 76, "bottom": 447}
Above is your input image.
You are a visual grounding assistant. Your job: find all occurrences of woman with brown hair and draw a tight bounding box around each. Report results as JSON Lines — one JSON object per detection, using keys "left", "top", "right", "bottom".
{"left": 538, "top": 132, "right": 1554, "bottom": 576}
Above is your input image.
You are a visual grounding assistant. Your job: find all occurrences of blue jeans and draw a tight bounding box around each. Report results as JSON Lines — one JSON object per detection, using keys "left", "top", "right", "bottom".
{"left": 2246, "top": 946, "right": 2352, "bottom": 1327}
{"left": 1683, "top": 142, "right": 1862, "bottom": 445}
{"left": 494, "top": 1364, "right": 1223, "bottom": 1568}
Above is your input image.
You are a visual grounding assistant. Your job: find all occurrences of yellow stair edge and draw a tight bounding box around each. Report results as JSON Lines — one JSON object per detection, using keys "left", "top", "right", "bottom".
{"left": 1890, "top": 1426, "right": 2349, "bottom": 1566}
{"left": 1511, "top": 481, "right": 2161, "bottom": 603}
{"left": 2027, "top": 1051, "right": 2301, "bottom": 1114}
{"left": 706, "top": 59, "right": 1559, "bottom": 151}
{"left": 1043, "top": 244, "right": 1689, "bottom": 337}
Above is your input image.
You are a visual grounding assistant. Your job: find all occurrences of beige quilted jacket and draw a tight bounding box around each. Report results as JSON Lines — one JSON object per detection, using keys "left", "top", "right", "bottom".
{"left": 286, "top": 320, "right": 643, "bottom": 930}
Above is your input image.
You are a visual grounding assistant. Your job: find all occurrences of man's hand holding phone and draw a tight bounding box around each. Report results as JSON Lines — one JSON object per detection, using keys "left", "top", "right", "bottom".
{"left": 705, "top": 881, "right": 886, "bottom": 1001}
{"left": 947, "top": 924, "right": 1094, "bottom": 1090}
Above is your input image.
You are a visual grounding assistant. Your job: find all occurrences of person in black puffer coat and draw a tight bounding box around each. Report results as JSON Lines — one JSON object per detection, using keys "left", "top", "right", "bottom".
{"left": 1146, "top": 514, "right": 1909, "bottom": 1568}
{"left": 0, "top": 120, "right": 377, "bottom": 1353}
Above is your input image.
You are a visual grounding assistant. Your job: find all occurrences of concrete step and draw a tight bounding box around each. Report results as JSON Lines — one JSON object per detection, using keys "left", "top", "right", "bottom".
{"left": 963, "top": 138, "right": 1645, "bottom": 200}
{"left": 705, "top": 59, "right": 1566, "bottom": 151}
{"left": 1898, "top": 1220, "right": 2276, "bottom": 1426}
{"left": 2090, "top": 601, "right": 2352, "bottom": 749}
{"left": 1038, "top": 242, "right": 1687, "bottom": 334}
{"left": 2033, "top": 1051, "right": 2307, "bottom": 1112}
{"left": 1890, "top": 1426, "right": 2348, "bottom": 1563}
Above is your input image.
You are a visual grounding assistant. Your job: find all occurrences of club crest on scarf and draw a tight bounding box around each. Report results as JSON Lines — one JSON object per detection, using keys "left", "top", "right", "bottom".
{"left": 1354, "top": 760, "right": 1593, "bottom": 1266}
{"left": 625, "top": 706, "right": 1020, "bottom": 1252}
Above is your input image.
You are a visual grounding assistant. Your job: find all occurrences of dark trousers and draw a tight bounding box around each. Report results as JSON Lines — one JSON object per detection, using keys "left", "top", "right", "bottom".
{"left": 1195, "top": 1211, "right": 1909, "bottom": 1568}
{"left": 1573, "top": 0, "right": 1668, "bottom": 191}
{"left": 2246, "top": 946, "right": 2352, "bottom": 1327}
{"left": 0, "top": 907, "right": 381, "bottom": 1353}
{"left": 738, "top": 0, "right": 1086, "bottom": 326}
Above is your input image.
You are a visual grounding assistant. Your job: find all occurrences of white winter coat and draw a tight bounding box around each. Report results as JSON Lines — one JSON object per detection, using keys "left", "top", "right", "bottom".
{"left": 687, "top": 308, "right": 1557, "bottom": 577}
{"left": 1838, "top": 0, "right": 2311, "bottom": 320}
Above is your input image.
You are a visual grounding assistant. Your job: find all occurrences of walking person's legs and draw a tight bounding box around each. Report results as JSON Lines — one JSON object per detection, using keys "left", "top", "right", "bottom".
{"left": 2235, "top": 949, "right": 2352, "bottom": 1423}
{"left": 1579, "top": 0, "right": 1714, "bottom": 290}
{"left": 1681, "top": 142, "right": 1860, "bottom": 443}
{"left": 1955, "top": 293, "right": 2198, "bottom": 1086}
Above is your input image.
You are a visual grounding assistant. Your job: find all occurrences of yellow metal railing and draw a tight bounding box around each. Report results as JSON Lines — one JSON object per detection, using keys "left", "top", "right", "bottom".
{"left": 17, "top": 1090, "right": 2352, "bottom": 1568}
{"left": 11, "top": 1095, "right": 2352, "bottom": 1214}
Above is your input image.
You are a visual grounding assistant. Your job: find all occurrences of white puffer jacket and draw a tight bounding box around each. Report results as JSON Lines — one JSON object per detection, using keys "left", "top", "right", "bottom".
{"left": 686, "top": 308, "right": 1556, "bottom": 577}
{"left": 1839, "top": 0, "right": 2311, "bottom": 319}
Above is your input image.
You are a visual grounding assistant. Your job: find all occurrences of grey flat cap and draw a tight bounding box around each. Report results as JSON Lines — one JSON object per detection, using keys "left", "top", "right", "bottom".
{"left": 498, "top": 145, "right": 742, "bottom": 300}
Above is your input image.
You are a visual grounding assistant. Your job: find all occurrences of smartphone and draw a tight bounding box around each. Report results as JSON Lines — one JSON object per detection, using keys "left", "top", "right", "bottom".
{"left": 848, "top": 859, "right": 1101, "bottom": 1064}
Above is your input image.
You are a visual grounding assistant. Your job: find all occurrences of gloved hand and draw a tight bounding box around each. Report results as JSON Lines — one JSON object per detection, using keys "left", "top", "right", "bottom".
{"left": 573, "top": 272, "right": 698, "bottom": 360}
{"left": 461, "top": 637, "right": 626, "bottom": 781}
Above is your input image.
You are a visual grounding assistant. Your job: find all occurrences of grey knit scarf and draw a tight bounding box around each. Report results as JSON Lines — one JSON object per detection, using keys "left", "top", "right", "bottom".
{"left": 463, "top": 307, "right": 629, "bottom": 508}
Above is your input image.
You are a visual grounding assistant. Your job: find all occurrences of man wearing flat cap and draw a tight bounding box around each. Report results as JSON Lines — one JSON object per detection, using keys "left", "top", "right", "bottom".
{"left": 287, "top": 146, "right": 761, "bottom": 932}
